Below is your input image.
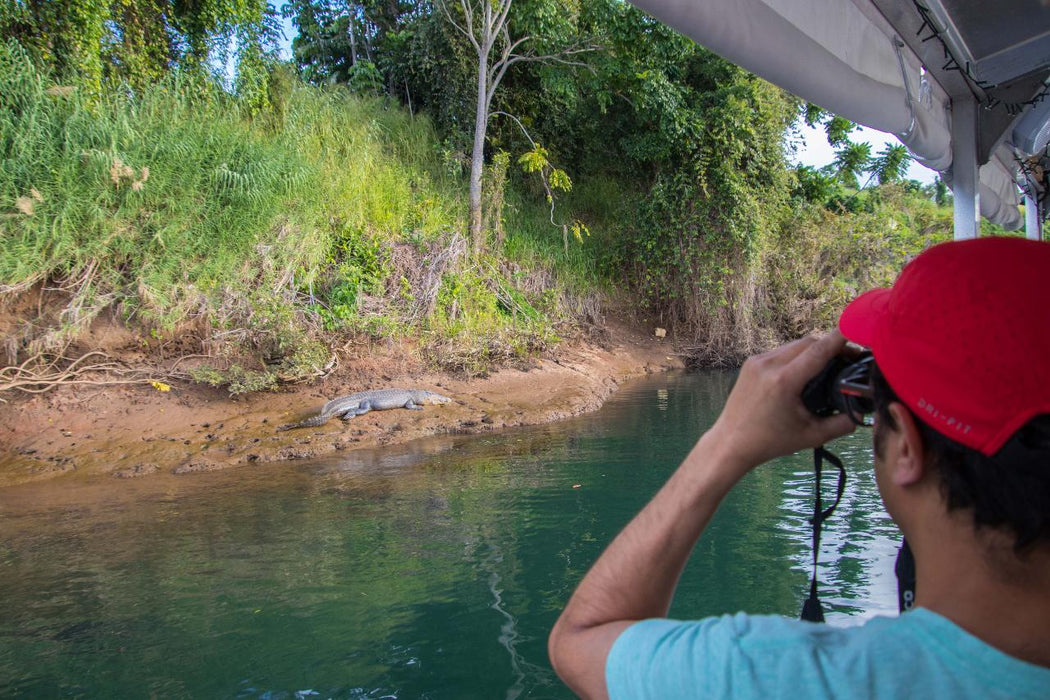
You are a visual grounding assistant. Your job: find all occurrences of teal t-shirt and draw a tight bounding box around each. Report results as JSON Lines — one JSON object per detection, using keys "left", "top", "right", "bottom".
{"left": 606, "top": 608, "right": 1050, "bottom": 699}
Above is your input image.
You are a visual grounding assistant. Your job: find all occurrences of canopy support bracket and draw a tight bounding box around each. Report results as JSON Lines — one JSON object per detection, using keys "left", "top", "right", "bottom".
{"left": 951, "top": 97, "right": 980, "bottom": 239}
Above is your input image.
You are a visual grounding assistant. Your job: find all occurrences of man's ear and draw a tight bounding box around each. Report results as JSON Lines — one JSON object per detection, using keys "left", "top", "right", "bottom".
{"left": 886, "top": 402, "right": 926, "bottom": 486}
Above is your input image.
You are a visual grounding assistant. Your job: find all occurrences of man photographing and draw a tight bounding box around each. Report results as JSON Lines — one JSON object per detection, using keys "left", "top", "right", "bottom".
{"left": 548, "top": 237, "right": 1050, "bottom": 698}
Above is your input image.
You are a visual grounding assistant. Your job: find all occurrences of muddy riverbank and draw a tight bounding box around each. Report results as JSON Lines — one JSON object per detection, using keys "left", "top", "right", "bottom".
{"left": 0, "top": 319, "right": 683, "bottom": 488}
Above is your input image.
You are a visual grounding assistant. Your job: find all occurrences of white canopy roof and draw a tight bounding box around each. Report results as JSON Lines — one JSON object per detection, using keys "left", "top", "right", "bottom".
{"left": 629, "top": 0, "right": 1050, "bottom": 236}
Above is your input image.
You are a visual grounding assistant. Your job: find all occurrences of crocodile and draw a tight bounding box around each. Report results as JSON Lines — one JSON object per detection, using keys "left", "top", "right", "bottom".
{"left": 278, "top": 388, "right": 452, "bottom": 431}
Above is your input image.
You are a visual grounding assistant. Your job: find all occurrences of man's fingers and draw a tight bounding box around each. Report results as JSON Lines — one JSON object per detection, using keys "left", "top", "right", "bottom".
{"left": 812, "top": 412, "right": 857, "bottom": 445}
{"left": 788, "top": 331, "right": 847, "bottom": 385}
{"left": 760, "top": 334, "right": 819, "bottom": 367}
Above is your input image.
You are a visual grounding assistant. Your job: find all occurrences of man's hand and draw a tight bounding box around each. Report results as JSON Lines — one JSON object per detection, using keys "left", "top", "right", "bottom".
{"left": 706, "top": 331, "right": 857, "bottom": 475}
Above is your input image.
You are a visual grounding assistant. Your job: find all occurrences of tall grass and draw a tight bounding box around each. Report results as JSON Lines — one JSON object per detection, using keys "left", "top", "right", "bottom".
{"left": 0, "top": 42, "right": 324, "bottom": 343}
{"left": 0, "top": 42, "right": 596, "bottom": 386}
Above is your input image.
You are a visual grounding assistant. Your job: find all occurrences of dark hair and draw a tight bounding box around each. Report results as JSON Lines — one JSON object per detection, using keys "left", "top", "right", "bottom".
{"left": 871, "top": 363, "right": 1050, "bottom": 554}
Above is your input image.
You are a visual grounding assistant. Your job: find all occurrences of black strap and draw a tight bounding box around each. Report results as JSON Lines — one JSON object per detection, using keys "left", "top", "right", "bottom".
{"left": 895, "top": 538, "right": 916, "bottom": 613}
{"left": 800, "top": 446, "right": 847, "bottom": 623}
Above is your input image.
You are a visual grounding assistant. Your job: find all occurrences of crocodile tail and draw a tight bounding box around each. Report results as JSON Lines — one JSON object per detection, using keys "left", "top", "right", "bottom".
{"left": 300, "top": 413, "right": 334, "bottom": 428}
{"left": 279, "top": 412, "right": 332, "bottom": 431}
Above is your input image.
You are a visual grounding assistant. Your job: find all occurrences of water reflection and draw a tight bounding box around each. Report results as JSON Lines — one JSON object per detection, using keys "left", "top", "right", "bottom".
{"left": 778, "top": 435, "right": 900, "bottom": 622}
{"left": 0, "top": 371, "right": 901, "bottom": 697}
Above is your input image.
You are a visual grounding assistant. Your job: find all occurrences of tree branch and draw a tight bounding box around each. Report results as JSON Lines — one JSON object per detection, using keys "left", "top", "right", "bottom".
{"left": 492, "top": 0, "right": 513, "bottom": 38}
{"left": 489, "top": 32, "right": 532, "bottom": 97}
{"left": 492, "top": 27, "right": 530, "bottom": 71}
{"left": 461, "top": 0, "right": 476, "bottom": 37}
{"left": 505, "top": 45, "right": 597, "bottom": 71}
{"left": 490, "top": 111, "right": 536, "bottom": 147}
{"left": 490, "top": 111, "right": 563, "bottom": 229}
{"left": 440, "top": 0, "right": 478, "bottom": 51}
{"left": 481, "top": 0, "right": 494, "bottom": 52}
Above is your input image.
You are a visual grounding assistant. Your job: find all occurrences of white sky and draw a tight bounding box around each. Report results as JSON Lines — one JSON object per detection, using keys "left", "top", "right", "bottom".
{"left": 277, "top": 16, "right": 295, "bottom": 59}
{"left": 789, "top": 120, "right": 939, "bottom": 186}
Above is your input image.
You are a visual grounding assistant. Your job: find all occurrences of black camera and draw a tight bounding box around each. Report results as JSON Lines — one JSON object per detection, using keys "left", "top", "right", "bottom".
{"left": 801, "top": 352, "right": 876, "bottom": 425}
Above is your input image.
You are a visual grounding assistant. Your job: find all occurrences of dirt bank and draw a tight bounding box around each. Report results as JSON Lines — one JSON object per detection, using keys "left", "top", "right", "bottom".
{"left": 0, "top": 319, "right": 683, "bottom": 488}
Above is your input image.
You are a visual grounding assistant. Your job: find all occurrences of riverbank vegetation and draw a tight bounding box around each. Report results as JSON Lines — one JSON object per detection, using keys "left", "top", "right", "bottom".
{"left": 0, "top": 0, "right": 980, "bottom": 396}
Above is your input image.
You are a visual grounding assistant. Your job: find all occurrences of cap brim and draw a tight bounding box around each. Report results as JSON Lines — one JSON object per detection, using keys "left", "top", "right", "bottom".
{"left": 839, "top": 288, "right": 891, "bottom": 348}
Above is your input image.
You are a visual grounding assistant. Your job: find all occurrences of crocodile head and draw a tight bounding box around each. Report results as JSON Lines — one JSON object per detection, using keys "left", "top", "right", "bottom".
{"left": 421, "top": 391, "right": 452, "bottom": 405}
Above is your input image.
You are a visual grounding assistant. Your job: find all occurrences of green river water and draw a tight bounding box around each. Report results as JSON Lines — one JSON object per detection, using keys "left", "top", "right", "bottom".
{"left": 0, "top": 371, "right": 902, "bottom": 698}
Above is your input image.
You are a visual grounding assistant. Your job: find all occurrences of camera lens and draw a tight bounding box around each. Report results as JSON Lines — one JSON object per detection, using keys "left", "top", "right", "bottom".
{"left": 802, "top": 353, "right": 874, "bottom": 424}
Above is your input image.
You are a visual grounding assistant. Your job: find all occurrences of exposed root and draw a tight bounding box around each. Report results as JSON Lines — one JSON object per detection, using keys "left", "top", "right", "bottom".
{"left": 0, "top": 351, "right": 189, "bottom": 402}
{"left": 0, "top": 276, "right": 43, "bottom": 302}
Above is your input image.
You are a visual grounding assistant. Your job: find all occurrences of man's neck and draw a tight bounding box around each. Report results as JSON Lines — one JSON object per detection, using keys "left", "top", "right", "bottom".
{"left": 911, "top": 517, "right": 1050, "bottom": 668}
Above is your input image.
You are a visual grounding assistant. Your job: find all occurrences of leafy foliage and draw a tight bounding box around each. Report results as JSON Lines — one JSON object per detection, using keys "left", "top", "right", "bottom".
{"left": 0, "top": 0, "right": 280, "bottom": 92}
{"left": 870, "top": 143, "right": 911, "bottom": 185}
{"left": 273, "top": 0, "right": 960, "bottom": 365}
{"left": 832, "top": 141, "right": 872, "bottom": 189}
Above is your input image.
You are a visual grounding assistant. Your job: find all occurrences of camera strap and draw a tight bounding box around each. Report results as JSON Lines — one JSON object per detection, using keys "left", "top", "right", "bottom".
{"left": 800, "top": 446, "right": 846, "bottom": 623}
{"left": 895, "top": 538, "right": 916, "bottom": 613}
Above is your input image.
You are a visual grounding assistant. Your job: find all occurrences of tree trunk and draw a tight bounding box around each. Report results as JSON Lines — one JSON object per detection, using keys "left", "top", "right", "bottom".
{"left": 469, "top": 52, "right": 488, "bottom": 252}
{"left": 349, "top": 21, "right": 357, "bottom": 65}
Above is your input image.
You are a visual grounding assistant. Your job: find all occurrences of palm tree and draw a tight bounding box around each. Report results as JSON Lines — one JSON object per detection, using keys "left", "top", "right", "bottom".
{"left": 832, "top": 141, "right": 871, "bottom": 189}
{"left": 870, "top": 143, "right": 911, "bottom": 185}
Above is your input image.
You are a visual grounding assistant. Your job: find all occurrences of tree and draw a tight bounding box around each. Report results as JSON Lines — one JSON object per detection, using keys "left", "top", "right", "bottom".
{"left": 923, "top": 175, "right": 952, "bottom": 206}
{"left": 802, "top": 104, "right": 914, "bottom": 190}
{"left": 832, "top": 141, "right": 871, "bottom": 189}
{"left": 283, "top": 0, "right": 354, "bottom": 84}
{"left": 793, "top": 165, "right": 838, "bottom": 204}
{"left": 1, "top": 0, "right": 108, "bottom": 91}
{"left": 1, "top": 0, "right": 276, "bottom": 90}
{"left": 803, "top": 104, "right": 856, "bottom": 146}
{"left": 823, "top": 115, "right": 856, "bottom": 147}
{"left": 284, "top": 0, "right": 411, "bottom": 89}
{"left": 870, "top": 143, "right": 911, "bottom": 185}
{"left": 438, "top": 0, "right": 592, "bottom": 251}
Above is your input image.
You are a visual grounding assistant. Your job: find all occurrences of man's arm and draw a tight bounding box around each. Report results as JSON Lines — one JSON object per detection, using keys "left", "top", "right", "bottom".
{"left": 547, "top": 332, "right": 857, "bottom": 699}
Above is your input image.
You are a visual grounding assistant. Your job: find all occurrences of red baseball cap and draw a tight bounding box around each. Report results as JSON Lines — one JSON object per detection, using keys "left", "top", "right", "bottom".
{"left": 839, "top": 237, "right": 1050, "bottom": 456}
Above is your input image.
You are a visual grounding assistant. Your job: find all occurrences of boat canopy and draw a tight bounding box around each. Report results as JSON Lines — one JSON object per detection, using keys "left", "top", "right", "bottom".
{"left": 629, "top": 0, "right": 1050, "bottom": 239}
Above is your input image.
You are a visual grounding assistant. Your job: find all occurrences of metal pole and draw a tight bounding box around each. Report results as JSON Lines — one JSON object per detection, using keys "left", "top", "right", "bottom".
{"left": 1026, "top": 192, "right": 1043, "bottom": 241}
{"left": 951, "top": 97, "right": 980, "bottom": 239}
